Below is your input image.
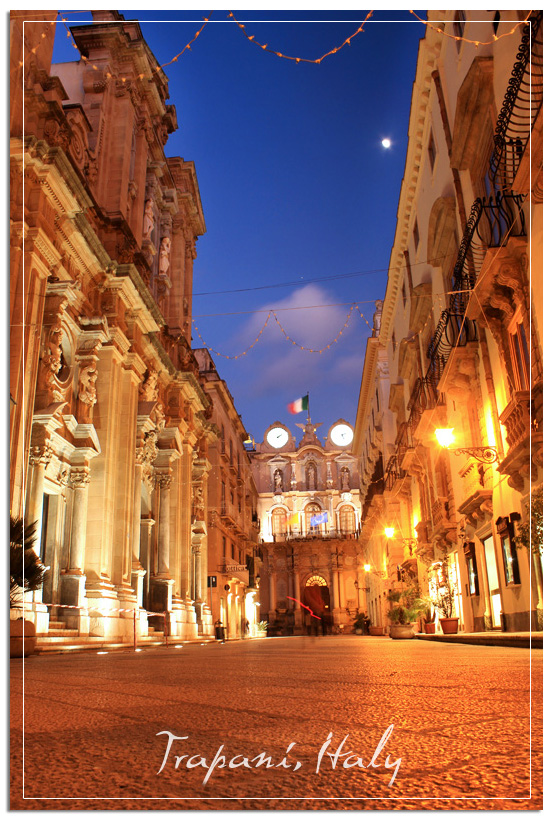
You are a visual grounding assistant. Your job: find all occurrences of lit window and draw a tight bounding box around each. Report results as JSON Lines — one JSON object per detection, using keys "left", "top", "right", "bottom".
{"left": 509, "top": 318, "right": 530, "bottom": 390}
{"left": 496, "top": 516, "right": 520, "bottom": 585}
{"left": 464, "top": 541, "right": 480, "bottom": 596}
{"left": 271, "top": 507, "right": 287, "bottom": 537}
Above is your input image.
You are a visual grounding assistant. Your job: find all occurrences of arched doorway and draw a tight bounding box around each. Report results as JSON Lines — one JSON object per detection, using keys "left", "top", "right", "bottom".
{"left": 303, "top": 574, "right": 332, "bottom": 634}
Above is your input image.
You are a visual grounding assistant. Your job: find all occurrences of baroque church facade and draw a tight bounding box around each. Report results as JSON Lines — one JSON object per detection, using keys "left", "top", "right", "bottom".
{"left": 10, "top": 10, "right": 245, "bottom": 644}
{"left": 250, "top": 418, "right": 363, "bottom": 634}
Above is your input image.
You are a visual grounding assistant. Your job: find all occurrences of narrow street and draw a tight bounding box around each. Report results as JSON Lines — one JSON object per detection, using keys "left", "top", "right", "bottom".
{"left": 11, "top": 636, "right": 542, "bottom": 810}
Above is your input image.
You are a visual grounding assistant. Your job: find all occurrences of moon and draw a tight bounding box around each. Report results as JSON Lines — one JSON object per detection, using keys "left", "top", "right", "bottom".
{"left": 381, "top": 138, "right": 391, "bottom": 149}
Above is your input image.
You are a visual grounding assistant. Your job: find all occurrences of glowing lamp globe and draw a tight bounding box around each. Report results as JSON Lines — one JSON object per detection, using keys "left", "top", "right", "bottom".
{"left": 364, "top": 564, "right": 371, "bottom": 572}
{"left": 435, "top": 428, "right": 455, "bottom": 448}
{"left": 384, "top": 527, "right": 395, "bottom": 539}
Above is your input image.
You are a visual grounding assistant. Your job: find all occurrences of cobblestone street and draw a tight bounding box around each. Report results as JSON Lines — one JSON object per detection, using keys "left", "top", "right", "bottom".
{"left": 11, "top": 635, "right": 542, "bottom": 810}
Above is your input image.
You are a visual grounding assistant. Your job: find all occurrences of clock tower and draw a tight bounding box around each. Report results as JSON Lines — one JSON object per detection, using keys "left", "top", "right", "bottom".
{"left": 250, "top": 419, "right": 362, "bottom": 636}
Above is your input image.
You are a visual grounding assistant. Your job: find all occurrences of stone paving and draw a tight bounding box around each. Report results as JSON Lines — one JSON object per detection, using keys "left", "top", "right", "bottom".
{"left": 10, "top": 635, "right": 542, "bottom": 810}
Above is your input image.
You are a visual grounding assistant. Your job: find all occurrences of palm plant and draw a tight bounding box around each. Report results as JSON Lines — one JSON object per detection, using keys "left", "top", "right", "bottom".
{"left": 387, "top": 585, "right": 425, "bottom": 625}
{"left": 10, "top": 518, "right": 47, "bottom": 608}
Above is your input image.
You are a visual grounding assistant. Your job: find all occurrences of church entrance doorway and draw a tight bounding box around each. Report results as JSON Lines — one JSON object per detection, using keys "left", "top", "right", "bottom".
{"left": 303, "top": 575, "right": 332, "bottom": 634}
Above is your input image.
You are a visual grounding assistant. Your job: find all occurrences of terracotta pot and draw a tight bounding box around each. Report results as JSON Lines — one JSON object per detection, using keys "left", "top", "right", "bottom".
{"left": 424, "top": 622, "right": 436, "bottom": 634}
{"left": 368, "top": 626, "right": 385, "bottom": 636}
{"left": 389, "top": 624, "right": 415, "bottom": 640}
{"left": 439, "top": 617, "right": 459, "bottom": 634}
{"left": 10, "top": 619, "right": 37, "bottom": 658}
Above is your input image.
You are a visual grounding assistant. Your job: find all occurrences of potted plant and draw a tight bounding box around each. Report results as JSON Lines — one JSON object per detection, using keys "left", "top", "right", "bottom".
{"left": 256, "top": 620, "right": 268, "bottom": 637}
{"left": 432, "top": 559, "right": 459, "bottom": 634}
{"left": 352, "top": 612, "right": 367, "bottom": 634}
{"left": 10, "top": 518, "right": 47, "bottom": 658}
{"left": 386, "top": 585, "right": 425, "bottom": 639}
{"left": 421, "top": 598, "right": 436, "bottom": 634}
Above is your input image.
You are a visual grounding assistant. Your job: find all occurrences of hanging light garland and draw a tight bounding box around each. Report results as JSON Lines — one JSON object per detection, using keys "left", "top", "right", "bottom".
{"left": 50, "top": 10, "right": 529, "bottom": 85}
{"left": 272, "top": 305, "right": 355, "bottom": 352}
{"left": 227, "top": 10, "right": 373, "bottom": 64}
{"left": 409, "top": 9, "right": 533, "bottom": 47}
{"left": 191, "top": 289, "right": 460, "bottom": 360}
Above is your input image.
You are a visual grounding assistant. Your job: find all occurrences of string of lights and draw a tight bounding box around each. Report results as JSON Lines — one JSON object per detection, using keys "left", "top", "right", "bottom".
{"left": 227, "top": 10, "right": 373, "bottom": 63}
{"left": 191, "top": 289, "right": 469, "bottom": 359}
{"left": 272, "top": 305, "right": 355, "bottom": 353}
{"left": 57, "top": 11, "right": 213, "bottom": 78}
{"left": 409, "top": 10, "right": 533, "bottom": 47}
{"left": 30, "top": 11, "right": 529, "bottom": 81}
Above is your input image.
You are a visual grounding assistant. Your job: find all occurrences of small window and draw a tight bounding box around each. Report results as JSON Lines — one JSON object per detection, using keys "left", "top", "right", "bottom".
{"left": 496, "top": 517, "right": 521, "bottom": 585}
{"left": 376, "top": 389, "right": 380, "bottom": 412}
{"left": 222, "top": 536, "right": 227, "bottom": 557}
{"left": 509, "top": 318, "right": 530, "bottom": 390}
{"left": 428, "top": 130, "right": 436, "bottom": 171}
{"left": 391, "top": 330, "right": 396, "bottom": 354}
{"left": 402, "top": 276, "right": 408, "bottom": 308}
{"left": 231, "top": 542, "right": 236, "bottom": 560}
{"left": 413, "top": 219, "right": 420, "bottom": 250}
{"left": 453, "top": 10, "right": 466, "bottom": 49}
{"left": 464, "top": 541, "right": 480, "bottom": 596}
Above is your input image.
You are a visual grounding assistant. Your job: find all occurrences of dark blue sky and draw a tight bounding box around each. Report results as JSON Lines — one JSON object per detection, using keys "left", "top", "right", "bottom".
{"left": 54, "top": 9, "right": 425, "bottom": 445}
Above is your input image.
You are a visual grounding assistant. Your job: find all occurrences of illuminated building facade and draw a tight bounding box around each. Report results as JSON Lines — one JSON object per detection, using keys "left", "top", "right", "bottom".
{"left": 10, "top": 11, "right": 219, "bottom": 644}
{"left": 251, "top": 418, "right": 363, "bottom": 633}
{"left": 194, "top": 349, "right": 261, "bottom": 639}
{"left": 353, "top": 11, "right": 543, "bottom": 633}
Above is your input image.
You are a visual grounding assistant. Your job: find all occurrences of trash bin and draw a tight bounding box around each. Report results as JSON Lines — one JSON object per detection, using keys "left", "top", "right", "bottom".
{"left": 215, "top": 624, "right": 225, "bottom": 640}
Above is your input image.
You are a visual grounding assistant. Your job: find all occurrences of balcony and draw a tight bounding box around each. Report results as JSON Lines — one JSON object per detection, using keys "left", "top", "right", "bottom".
{"left": 457, "top": 460, "right": 493, "bottom": 527}
{"left": 489, "top": 11, "right": 543, "bottom": 193}
{"left": 220, "top": 502, "right": 239, "bottom": 530}
{"left": 497, "top": 389, "right": 536, "bottom": 492}
{"left": 430, "top": 496, "right": 456, "bottom": 544}
{"left": 407, "top": 376, "right": 445, "bottom": 438}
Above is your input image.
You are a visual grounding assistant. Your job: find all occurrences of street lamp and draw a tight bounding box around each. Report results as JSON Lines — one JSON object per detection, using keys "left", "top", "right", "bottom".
{"left": 434, "top": 427, "right": 498, "bottom": 464}
{"left": 384, "top": 527, "right": 418, "bottom": 554}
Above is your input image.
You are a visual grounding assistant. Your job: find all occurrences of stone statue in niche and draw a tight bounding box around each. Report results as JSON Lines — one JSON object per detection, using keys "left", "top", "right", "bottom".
{"left": 47, "top": 326, "right": 63, "bottom": 376}
{"left": 306, "top": 462, "right": 317, "bottom": 491}
{"left": 78, "top": 362, "right": 98, "bottom": 421}
{"left": 192, "top": 485, "right": 205, "bottom": 519}
{"left": 341, "top": 467, "right": 350, "bottom": 491}
{"left": 142, "top": 199, "right": 155, "bottom": 242}
{"left": 158, "top": 236, "right": 171, "bottom": 276}
{"left": 139, "top": 370, "right": 158, "bottom": 402}
{"left": 274, "top": 469, "right": 283, "bottom": 493}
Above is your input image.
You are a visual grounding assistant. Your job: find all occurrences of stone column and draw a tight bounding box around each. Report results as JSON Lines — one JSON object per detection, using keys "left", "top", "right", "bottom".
{"left": 60, "top": 466, "right": 90, "bottom": 608}
{"left": 131, "top": 457, "right": 145, "bottom": 602}
{"left": 156, "top": 472, "right": 172, "bottom": 576}
{"left": 267, "top": 557, "right": 276, "bottom": 622}
{"left": 26, "top": 444, "right": 52, "bottom": 556}
{"left": 193, "top": 545, "right": 203, "bottom": 602}
{"left": 151, "top": 471, "right": 174, "bottom": 614}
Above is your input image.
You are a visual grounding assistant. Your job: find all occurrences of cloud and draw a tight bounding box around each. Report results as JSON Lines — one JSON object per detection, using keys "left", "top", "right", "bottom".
{"left": 238, "top": 284, "right": 354, "bottom": 350}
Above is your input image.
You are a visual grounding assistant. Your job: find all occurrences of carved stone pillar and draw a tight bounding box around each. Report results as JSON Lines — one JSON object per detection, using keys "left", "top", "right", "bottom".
{"left": 156, "top": 471, "right": 172, "bottom": 577}
{"left": 26, "top": 444, "right": 53, "bottom": 556}
{"left": 60, "top": 466, "right": 90, "bottom": 608}
{"left": 151, "top": 471, "right": 174, "bottom": 613}
{"left": 132, "top": 432, "right": 157, "bottom": 606}
{"left": 267, "top": 557, "right": 276, "bottom": 621}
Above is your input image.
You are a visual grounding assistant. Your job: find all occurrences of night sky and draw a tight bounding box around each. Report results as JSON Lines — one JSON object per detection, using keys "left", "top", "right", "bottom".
{"left": 53, "top": 8, "right": 425, "bottom": 446}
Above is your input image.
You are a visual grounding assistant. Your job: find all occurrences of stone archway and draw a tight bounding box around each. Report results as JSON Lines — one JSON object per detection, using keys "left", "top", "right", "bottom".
{"left": 303, "top": 574, "right": 331, "bottom": 634}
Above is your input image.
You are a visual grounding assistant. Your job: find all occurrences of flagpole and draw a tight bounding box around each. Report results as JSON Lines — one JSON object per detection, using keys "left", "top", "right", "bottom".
{"left": 307, "top": 391, "right": 310, "bottom": 423}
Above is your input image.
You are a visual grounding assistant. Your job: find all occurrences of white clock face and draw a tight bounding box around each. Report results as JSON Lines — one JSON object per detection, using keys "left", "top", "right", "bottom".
{"left": 267, "top": 427, "right": 289, "bottom": 448}
{"left": 330, "top": 423, "right": 354, "bottom": 447}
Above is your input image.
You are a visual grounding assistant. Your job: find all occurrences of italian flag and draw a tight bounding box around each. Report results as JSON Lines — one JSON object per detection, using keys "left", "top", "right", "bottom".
{"left": 287, "top": 395, "right": 308, "bottom": 414}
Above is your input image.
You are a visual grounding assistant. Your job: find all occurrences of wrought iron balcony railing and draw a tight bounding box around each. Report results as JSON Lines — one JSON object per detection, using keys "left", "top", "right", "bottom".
{"left": 489, "top": 11, "right": 543, "bottom": 191}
